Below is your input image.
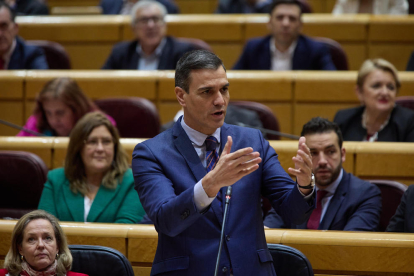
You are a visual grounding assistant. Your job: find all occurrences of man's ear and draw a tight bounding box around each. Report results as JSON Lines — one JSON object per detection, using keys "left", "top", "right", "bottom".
{"left": 341, "top": 147, "right": 346, "bottom": 163}
{"left": 175, "top": 86, "right": 186, "bottom": 107}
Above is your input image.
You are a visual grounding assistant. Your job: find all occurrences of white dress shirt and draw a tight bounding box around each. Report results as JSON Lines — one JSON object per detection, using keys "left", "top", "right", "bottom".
{"left": 136, "top": 38, "right": 166, "bottom": 70}
{"left": 270, "top": 37, "right": 297, "bottom": 71}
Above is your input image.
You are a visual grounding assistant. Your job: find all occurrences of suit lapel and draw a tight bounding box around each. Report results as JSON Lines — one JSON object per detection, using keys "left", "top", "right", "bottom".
{"left": 62, "top": 180, "right": 84, "bottom": 222}
{"left": 172, "top": 120, "right": 206, "bottom": 183}
{"left": 8, "top": 38, "right": 22, "bottom": 70}
{"left": 261, "top": 36, "right": 272, "bottom": 70}
{"left": 158, "top": 37, "right": 172, "bottom": 69}
{"left": 319, "top": 173, "right": 349, "bottom": 230}
{"left": 87, "top": 184, "right": 119, "bottom": 222}
{"left": 129, "top": 42, "right": 140, "bottom": 70}
{"left": 292, "top": 36, "right": 307, "bottom": 70}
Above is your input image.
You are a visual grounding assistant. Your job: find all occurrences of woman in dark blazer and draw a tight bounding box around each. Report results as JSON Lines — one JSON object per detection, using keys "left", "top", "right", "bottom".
{"left": 334, "top": 58, "right": 414, "bottom": 142}
{"left": 38, "top": 112, "right": 145, "bottom": 223}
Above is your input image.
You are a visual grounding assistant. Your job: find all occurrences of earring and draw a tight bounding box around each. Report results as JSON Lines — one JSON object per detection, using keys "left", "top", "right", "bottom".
{"left": 56, "top": 253, "right": 59, "bottom": 259}
{"left": 20, "top": 255, "right": 24, "bottom": 261}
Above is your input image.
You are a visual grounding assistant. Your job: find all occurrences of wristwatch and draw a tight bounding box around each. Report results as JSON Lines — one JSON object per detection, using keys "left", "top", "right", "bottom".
{"left": 298, "top": 173, "right": 315, "bottom": 189}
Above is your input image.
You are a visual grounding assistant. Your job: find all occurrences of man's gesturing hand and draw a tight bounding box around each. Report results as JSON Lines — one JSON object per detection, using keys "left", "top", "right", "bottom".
{"left": 288, "top": 136, "right": 313, "bottom": 195}
{"left": 202, "top": 136, "right": 262, "bottom": 197}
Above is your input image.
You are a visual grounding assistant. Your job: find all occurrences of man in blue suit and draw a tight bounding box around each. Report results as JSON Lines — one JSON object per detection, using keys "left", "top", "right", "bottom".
{"left": 102, "top": 0, "right": 196, "bottom": 70}
{"left": 233, "top": 0, "right": 336, "bottom": 70}
{"left": 132, "top": 49, "right": 316, "bottom": 275}
{"left": 264, "top": 117, "right": 382, "bottom": 231}
{"left": 0, "top": 2, "right": 48, "bottom": 69}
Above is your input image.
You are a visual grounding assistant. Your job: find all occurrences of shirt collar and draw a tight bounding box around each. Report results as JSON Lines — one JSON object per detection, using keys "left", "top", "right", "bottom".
{"left": 317, "top": 168, "right": 344, "bottom": 195}
{"left": 269, "top": 37, "right": 297, "bottom": 56}
{"left": 180, "top": 115, "right": 221, "bottom": 147}
{"left": 2, "top": 38, "right": 16, "bottom": 67}
{"left": 136, "top": 37, "right": 166, "bottom": 58}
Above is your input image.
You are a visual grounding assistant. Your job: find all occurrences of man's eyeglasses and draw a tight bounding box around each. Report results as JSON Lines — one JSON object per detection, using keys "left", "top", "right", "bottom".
{"left": 135, "top": 16, "right": 164, "bottom": 26}
{"left": 84, "top": 138, "right": 114, "bottom": 149}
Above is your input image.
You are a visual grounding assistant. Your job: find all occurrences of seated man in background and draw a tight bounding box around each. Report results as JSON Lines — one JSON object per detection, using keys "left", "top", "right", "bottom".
{"left": 386, "top": 185, "right": 414, "bottom": 233}
{"left": 233, "top": 0, "right": 336, "bottom": 70}
{"left": 0, "top": 2, "right": 48, "bottom": 69}
{"left": 100, "top": 0, "right": 179, "bottom": 14}
{"left": 332, "top": 0, "right": 408, "bottom": 15}
{"left": 3, "top": 0, "right": 49, "bottom": 15}
{"left": 264, "top": 117, "right": 382, "bottom": 231}
{"left": 102, "top": 0, "right": 196, "bottom": 70}
{"left": 216, "top": 0, "right": 272, "bottom": 14}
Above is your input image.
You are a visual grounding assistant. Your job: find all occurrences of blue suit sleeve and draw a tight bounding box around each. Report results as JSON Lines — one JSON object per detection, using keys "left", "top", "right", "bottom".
{"left": 28, "top": 48, "right": 49, "bottom": 69}
{"left": 318, "top": 44, "right": 336, "bottom": 70}
{"left": 343, "top": 184, "right": 382, "bottom": 231}
{"left": 132, "top": 142, "right": 204, "bottom": 237}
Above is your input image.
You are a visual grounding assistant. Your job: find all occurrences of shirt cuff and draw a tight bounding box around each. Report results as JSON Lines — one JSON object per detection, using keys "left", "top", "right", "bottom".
{"left": 194, "top": 179, "right": 215, "bottom": 212}
{"left": 297, "top": 185, "right": 315, "bottom": 201}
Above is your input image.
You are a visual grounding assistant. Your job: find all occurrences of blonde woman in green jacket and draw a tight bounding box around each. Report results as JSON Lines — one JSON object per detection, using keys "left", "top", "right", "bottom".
{"left": 38, "top": 112, "right": 145, "bottom": 223}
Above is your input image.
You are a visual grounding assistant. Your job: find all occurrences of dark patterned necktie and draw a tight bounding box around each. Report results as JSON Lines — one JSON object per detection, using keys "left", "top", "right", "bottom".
{"left": 307, "top": 190, "right": 328, "bottom": 229}
{"left": 205, "top": 136, "right": 219, "bottom": 172}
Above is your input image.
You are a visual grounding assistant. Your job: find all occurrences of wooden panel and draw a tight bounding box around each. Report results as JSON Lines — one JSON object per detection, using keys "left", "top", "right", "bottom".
{"left": 25, "top": 71, "right": 157, "bottom": 100}
{"left": 210, "top": 43, "right": 243, "bottom": 70}
{"left": 175, "top": 0, "right": 214, "bottom": 14}
{"left": 355, "top": 142, "right": 414, "bottom": 178}
{"left": 132, "top": 267, "right": 151, "bottom": 276}
{"left": 16, "top": 16, "right": 122, "bottom": 43}
{"left": 226, "top": 71, "right": 293, "bottom": 101}
{"left": 0, "top": 137, "right": 53, "bottom": 168}
{"left": 51, "top": 6, "right": 103, "bottom": 15}
{"left": 399, "top": 72, "right": 414, "bottom": 96}
{"left": 121, "top": 138, "right": 146, "bottom": 165}
{"left": 342, "top": 43, "right": 367, "bottom": 71}
{"left": 295, "top": 72, "right": 358, "bottom": 102}
{"left": 158, "top": 102, "right": 182, "bottom": 125}
{"left": 127, "top": 225, "right": 158, "bottom": 263}
{"left": 244, "top": 14, "right": 369, "bottom": 41}
{"left": 265, "top": 103, "right": 292, "bottom": 135}
{"left": 294, "top": 103, "right": 357, "bottom": 135}
{"left": 0, "top": 102, "right": 24, "bottom": 136}
{"left": 0, "top": 72, "right": 25, "bottom": 99}
{"left": 47, "top": 0, "right": 100, "bottom": 8}
{"left": 369, "top": 16, "right": 414, "bottom": 42}
{"left": 64, "top": 44, "right": 114, "bottom": 70}
{"left": 280, "top": 230, "right": 414, "bottom": 274}
{"left": 369, "top": 44, "right": 414, "bottom": 71}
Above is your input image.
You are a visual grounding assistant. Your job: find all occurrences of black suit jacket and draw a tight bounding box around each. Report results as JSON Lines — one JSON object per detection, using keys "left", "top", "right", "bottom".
{"left": 102, "top": 37, "right": 196, "bottom": 70}
{"left": 14, "top": 0, "right": 49, "bottom": 15}
{"left": 233, "top": 35, "right": 336, "bottom": 70}
{"left": 334, "top": 105, "right": 414, "bottom": 142}
{"left": 100, "top": 0, "right": 179, "bottom": 14}
{"left": 386, "top": 185, "right": 414, "bottom": 233}
{"left": 264, "top": 171, "right": 382, "bottom": 231}
{"left": 8, "top": 37, "right": 49, "bottom": 69}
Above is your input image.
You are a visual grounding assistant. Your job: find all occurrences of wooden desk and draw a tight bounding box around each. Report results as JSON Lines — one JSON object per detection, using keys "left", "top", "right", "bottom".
{"left": 1, "top": 220, "right": 414, "bottom": 275}
{"left": 16, "top": 14, "right": 414, "bottom": 70}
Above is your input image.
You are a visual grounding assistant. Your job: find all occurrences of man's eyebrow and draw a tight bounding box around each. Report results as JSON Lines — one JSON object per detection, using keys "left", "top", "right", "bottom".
{"left": 324, "top": 144, "right": 336, "bottom": 150}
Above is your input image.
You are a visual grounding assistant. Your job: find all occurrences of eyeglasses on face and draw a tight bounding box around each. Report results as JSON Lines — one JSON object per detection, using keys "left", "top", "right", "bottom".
{"left": 84, "top": 138, "right": 114, "bottom": 149}
{"left": 135, "top": 16, "right": 164, "bottom": 26}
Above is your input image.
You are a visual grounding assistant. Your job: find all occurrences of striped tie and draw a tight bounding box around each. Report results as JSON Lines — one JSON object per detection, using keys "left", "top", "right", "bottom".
{"left": 205, "top": 136, "right": 219, "bottom": 172}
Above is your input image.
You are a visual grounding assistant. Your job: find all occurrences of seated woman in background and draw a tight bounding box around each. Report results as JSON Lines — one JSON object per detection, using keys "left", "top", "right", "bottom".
{"left": 38, "top": 112, "right": 145, "bottom": 223}
{"left": 0, "top": 210, "right": 88, "bottom": 276}
{"left": 18, "top": 77, "right": 115, "bottom": 137}
{"left": 334, "top": 58, "right": 414, "bottom": 142}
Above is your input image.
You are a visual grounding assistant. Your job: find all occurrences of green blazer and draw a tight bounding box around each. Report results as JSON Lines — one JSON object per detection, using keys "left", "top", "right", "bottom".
{"left": 38, "top": 168, "right": 145, "bottom": 223}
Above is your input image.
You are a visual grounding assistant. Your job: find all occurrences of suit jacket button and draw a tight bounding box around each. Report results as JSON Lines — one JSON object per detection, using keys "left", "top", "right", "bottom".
{"left": 222, "top": 267, "right": 228, "bottom": 272}
{"left": 180, "top": 209, "right": 190, "bottom": 220}
{"left": 226, "top": 235, "right": 230, "bottom": 241}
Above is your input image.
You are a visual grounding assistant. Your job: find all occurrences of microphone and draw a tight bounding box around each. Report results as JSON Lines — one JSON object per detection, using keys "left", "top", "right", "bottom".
{"left": 214, "top": 186, "right": 232, "bottom": 276}
{"left": 235, "top": 122, "right": 300, "bottom": 140}
{"left": 0, "top": 119, "right": 44, "bottom": 136}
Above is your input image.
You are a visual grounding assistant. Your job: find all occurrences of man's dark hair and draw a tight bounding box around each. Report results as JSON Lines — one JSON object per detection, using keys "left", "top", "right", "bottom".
{"left": 301, "top": 117, "right": 343, "bottom": 148}
{"left": 175, "top": 50, "right": 226, "bottom": 93}
{"left": 0, "top": 1, "right": 16, "bottom": 23}
{"left": 269, "top": 0, "right": 303, "bottom": 15}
